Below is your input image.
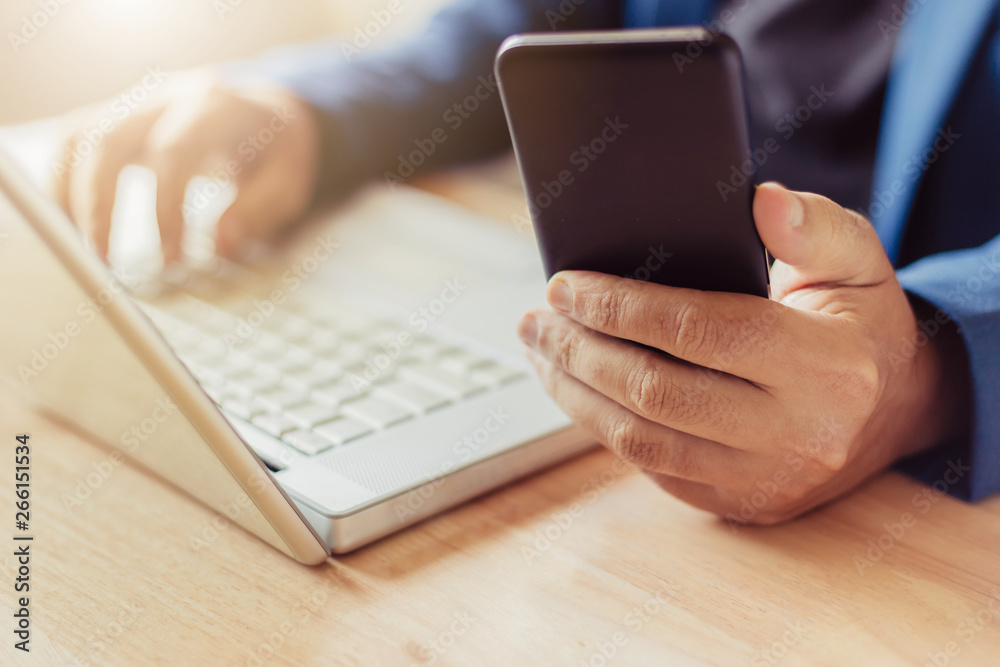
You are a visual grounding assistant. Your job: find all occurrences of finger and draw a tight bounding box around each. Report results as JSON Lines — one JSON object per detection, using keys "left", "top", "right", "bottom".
{"left": 544, "top": 271, "right": 792, "bottom": 383}
{"left": 215, "top": 153, "right": 310, "bottom": 258}
{"left": 50, "top": 129, "right": 79, "bottom": 216}
{"left": 753, "top": 182, "right": 894, "bottom": 292}
{"left": 143, "top": 107, "right": 225, "bottom": 264}
{"left": 525, "top": 349, "right": 755, "bottom": 486}
{"left": 521, "top": 309, "right": 774, "bottom": 448}
{"left": 68, "top": 107, "right": 162, "bottom": 258}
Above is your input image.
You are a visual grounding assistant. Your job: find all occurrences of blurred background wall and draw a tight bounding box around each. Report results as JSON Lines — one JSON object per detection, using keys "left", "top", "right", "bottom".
{"left": 0, "top": 0, "right": 449, "bottom": 124}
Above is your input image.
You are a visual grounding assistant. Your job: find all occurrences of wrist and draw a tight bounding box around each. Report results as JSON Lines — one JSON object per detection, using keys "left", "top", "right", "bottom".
{"left": 888, "top": 296, "right": 972, "bottom": 460}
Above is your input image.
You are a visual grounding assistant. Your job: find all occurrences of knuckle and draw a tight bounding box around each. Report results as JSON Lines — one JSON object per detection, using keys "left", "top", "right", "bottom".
{"left": 554, "top": 333, "right": 578, "bottom": 372}
{"left": 671, "top": 301, "right": 719, "bottom": 361}
{"left": 843, "top": 208, "right": 875, "bottom": 240}
{"left": 592, "top": 289, "right": 627, "bottom": 331}
{"left": 627, "top": 363, "right": 675, "bottom": 420}
{"left": 540, "top": 324, "right": 579, "bottom": 372}
{"left": 842, "top": 356, "right": 881, "bottom": 405}
{"left": 815, "top": 446, "right": 849, "bottom": 473}
{"left": 625, "top": 361, "right": 722, "bottom": 430}
{"left": 607, "top": 414, "right": 655, "bottom": 469}
{"left": 796, "top": 428, "right": 850, "bottom": 473}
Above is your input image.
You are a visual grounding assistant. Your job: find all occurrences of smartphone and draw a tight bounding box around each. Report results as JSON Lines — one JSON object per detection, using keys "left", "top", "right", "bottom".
{"left": 495, "top": 28, "right": 770, "bottom": 297}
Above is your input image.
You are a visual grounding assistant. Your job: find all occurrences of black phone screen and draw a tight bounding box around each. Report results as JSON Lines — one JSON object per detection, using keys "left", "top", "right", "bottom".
{"left": 497, "top": 31, "right": 770, "bottom": 297}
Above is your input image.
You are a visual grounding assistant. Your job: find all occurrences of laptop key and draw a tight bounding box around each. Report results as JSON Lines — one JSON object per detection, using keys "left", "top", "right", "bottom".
{"left": 311, "top": 378, "right": 367, "bottom": 406}
{"left": 304, "top": 329, "right": 340, "bottom": 354}
{"left": 227, "top": 370, "right": 279, "bottom": 395}
{"left": 275, "top": 318, "right": 315, "bottom": 343}
{"left": 438, "top": 349, "right": 490, "bottom": 375}
{"left": 256, "top": 388, "right": 309, "bottom": 412}
{"left": 470, "top": 362, "right": 526, "bottom": 387}
{"left": 340, "top": 396, "right": 413, "bottom": 429}
{"left": 397, "top": 363, "right": 486, "bottom": 399}
{"left": 314, "top": 417, "right": 373, "bottom": 445}
{"left": 282, "top": 430, "right": 335, "bottom": 456}
{"left": 221, "top": 351, "right": 256, "bottom": 373}
{"left": 251, "top": 413, "right": 299, "bottom": 438}
{"left": 220, "top": 398, "right": 267, "bottom": 421}
{"left": 244, "top": 335, "right": 287, "bottom": 360}
{"left": 285, "top": 402, "right": 339, "bottom": 429}
{"left": 284, "top": 362, "right": 343, "bottom": 390}
{"left": 265, "top": 347, "right": 314, "bottom": 373}
{"left": 374, "top": 380, "right": 450, "bottom": 414}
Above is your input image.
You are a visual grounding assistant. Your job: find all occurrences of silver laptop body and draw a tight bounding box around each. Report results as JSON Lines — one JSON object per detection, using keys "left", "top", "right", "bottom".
{"left": 0, "top": 149, "right": 593, "bottom": 563}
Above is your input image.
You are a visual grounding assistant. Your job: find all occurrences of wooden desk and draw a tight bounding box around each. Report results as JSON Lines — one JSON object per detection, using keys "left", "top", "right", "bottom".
{"left": 3, "top": 163, "right": 1000, "bottom": 667}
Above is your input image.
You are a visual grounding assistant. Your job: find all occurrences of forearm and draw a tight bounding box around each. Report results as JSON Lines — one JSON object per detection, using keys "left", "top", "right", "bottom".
{"left": 228, "top": 0, "right": 623, "bottom": 203}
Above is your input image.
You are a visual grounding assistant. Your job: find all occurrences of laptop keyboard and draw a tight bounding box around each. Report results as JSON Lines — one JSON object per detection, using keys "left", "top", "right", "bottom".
{"left": 139, "top": 294, "right": 525, "bottom": 458}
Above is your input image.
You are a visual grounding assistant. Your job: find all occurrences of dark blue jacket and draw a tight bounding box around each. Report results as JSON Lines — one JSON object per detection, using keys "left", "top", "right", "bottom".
{"left": 248, "top": 0, "right": 1000, "bottom": 500}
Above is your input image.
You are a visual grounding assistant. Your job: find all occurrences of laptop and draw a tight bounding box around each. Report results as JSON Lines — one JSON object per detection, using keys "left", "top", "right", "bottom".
{"left": 0, "top": 144, "right": 594, "bottom": 564}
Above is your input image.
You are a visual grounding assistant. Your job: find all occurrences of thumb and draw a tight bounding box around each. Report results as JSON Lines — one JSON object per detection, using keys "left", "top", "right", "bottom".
{"left": 753, "top": 182, "right": 893, "bottom": 288}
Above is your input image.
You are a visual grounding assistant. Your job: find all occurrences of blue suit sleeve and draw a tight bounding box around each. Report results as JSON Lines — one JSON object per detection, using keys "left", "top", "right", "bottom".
{"left": 225, "top": 0, "right": 622, "bottom": 203}
{"left": 896, "top": 236, "right": 1000, "bottom": 500}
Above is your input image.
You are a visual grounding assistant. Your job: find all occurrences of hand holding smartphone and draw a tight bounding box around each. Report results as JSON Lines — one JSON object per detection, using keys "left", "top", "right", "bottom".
{"left": 496, "top": 28, "right": 770, "bottom": 298}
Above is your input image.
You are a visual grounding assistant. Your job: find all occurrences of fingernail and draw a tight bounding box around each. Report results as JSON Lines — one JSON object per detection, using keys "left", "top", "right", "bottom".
{"left": 547, "top": 278, "right": 573, "bottom": 314}
{"left": 518, "top": 313, "right": 538, "bottom": 347}
{"left": 786, "top": 189, "right": 805, "bottom": 228}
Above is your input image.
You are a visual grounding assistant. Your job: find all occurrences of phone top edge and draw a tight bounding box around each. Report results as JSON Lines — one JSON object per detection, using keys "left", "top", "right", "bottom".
{"left": 497, "top": 27, "right": 717, "bottom": 58}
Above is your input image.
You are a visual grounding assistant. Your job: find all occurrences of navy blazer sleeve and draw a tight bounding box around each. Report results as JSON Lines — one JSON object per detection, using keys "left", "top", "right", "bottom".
{"left": 896, "top": 239, "right": 1000, "bottom": 500}
{"left": 229, "top": 0, "right": 622, "bottom": 202}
